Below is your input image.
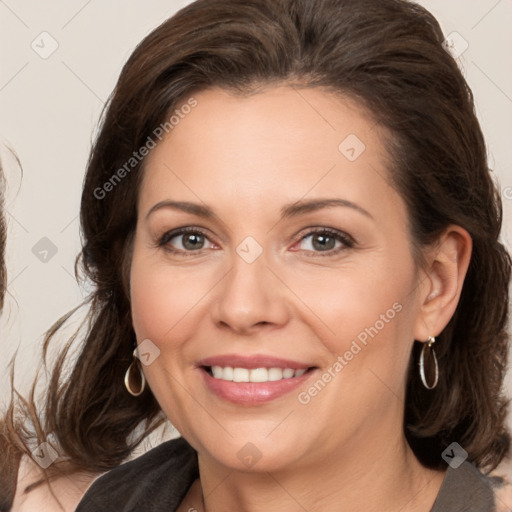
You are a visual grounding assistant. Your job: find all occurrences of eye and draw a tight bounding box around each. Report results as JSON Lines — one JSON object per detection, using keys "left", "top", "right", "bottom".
{"left": 158, "top": 227, "right": 215, "bottom": 254}
{"left": 294, "top": 228, "right": 354, "bottom": 256}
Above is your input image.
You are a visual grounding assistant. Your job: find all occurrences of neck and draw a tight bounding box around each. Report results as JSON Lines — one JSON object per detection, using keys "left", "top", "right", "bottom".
{"left": 186, "top": 427, "right": 445, "bottom": 512}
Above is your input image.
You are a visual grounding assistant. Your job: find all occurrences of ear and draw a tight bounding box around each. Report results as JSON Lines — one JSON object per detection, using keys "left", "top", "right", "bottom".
{"left": 414, "top": 225, "right": 472, "bottom": 342}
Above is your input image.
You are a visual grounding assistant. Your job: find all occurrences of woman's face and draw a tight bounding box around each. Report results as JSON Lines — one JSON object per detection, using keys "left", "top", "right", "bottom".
{"left": 130, "top": 85, "right": 429, "bottom": 473}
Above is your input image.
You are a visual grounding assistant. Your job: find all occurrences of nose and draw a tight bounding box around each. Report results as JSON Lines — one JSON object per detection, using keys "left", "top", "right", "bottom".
{"left": 210, "top": 248, "right": 291, "bottom": 335}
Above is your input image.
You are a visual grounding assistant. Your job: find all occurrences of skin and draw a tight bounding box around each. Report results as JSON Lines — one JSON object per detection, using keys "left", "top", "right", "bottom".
{"left": 11, "top": 462, "right": 95, "bottom": 512}
{"left": 130, "top": 85, "right": 472, "bottom": 512}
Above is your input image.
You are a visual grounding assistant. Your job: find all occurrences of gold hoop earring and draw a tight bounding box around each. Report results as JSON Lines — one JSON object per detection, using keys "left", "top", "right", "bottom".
{"left": 419, "top": 336, "right": 439, "bottom": 390}
{"left": 124, "top": 348, "right": 146, "bottom": 397}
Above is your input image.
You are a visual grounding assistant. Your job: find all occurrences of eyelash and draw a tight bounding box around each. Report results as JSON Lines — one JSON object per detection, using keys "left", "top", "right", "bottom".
{"left": 295, "top": 227, "right": 355, "bottom": 256}
{"left": 157, "top": 227, "right": 355, "bottom": 257}
{"left": 157, "top": 227, "right": 213, "bottom": 257}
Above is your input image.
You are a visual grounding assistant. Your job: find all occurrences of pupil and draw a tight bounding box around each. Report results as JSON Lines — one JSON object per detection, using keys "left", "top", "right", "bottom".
{"left": 184, "top": 233, "right": 204, "bottom": 250}
{"left": 313, "top": 234, "right": 334, "bottom": 251}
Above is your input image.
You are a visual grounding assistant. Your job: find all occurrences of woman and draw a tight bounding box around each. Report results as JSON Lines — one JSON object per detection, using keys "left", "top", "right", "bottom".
{"left": 3, "top": 0, "right": 512, "bottom": 510}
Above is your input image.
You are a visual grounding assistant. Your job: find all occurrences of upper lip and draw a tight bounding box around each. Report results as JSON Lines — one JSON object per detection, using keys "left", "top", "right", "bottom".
{"left": 197, "top": 354, "right": 314, "bottom": 370}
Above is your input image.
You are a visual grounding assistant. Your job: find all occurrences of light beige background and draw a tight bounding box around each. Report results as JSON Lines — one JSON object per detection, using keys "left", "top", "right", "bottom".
{"left": 1, "top": 0, "right": 511, "bottom": 458}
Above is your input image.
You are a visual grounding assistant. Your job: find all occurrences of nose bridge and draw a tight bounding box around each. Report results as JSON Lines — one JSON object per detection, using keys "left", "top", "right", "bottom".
{"left": 211, "top": 239, "right": 289, "bottom": 332}
{"left": 230, "top": 251, "right": 265, "bottom": 294}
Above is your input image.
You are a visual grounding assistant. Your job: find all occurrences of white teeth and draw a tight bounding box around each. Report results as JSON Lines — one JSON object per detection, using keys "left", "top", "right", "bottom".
{"left": 249, "top": 368, "right": 269, "bottom": 382}
{"left": 208, "top": 366, "right": 308, "bottom": 382}
{"left": 268, "top": 367, "right": 284, "bottom": 381}
{"left": 212, "top": 366, "right": 223, "bottom": 379}
{"left": 282, "top": 368, "right": 295, "bottom": 379}
{"left": 233, "top": 368, "right": 249, "bottom": 382}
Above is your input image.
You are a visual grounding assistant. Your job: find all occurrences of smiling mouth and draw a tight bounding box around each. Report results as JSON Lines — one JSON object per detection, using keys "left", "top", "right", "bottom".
{"left": 203, "top": 366, "right": 316, "bottom": 383}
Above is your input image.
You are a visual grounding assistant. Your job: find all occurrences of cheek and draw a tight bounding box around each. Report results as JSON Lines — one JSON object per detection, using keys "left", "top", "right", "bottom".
{"left": 297, "top": 259, "right": 414, "bottom": 336}
{"left": 292, "top": 268, "right": 417, "bottom": 431}
{"left": 130, "top": 265, "right": 169, "bottom": 342}
{"left": 129, "top": 249, "right": 205, "bottom": 430}
{"left": 130, "top": 252, "right": 210, "bottom": 342}
{"left": 290, "top": 253, "right": 418, "bottom": 382}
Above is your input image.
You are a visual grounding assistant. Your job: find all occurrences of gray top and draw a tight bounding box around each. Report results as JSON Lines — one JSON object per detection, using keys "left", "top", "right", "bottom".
{"left": 75, "top": 436, "right": 504, "bottom": 511}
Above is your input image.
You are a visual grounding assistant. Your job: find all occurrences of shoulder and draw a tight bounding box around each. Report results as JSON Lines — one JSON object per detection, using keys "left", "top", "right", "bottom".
{"left": 75, "top": 436, "right": 198, "bottom": 512}
{"left": 432, "top": 459, "right": 511, "bottom": 512}
{"left": 11, "top": 455, "right": 96, "bottom": 512}
{"left": 489, "top": 463, "right": 512, "bottom": 512}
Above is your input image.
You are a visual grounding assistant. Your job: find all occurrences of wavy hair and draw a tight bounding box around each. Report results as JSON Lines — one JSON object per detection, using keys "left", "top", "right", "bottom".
{"left": 0, "top": 160, "right": 6, "bottom": 311}
{"left": 1, "top": 0, "right": 510, "bottom": 506}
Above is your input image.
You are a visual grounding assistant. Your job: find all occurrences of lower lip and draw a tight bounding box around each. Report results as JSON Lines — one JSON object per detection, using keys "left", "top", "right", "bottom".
{"left": 200, "top": 368, "right": 316, "bottom": 405}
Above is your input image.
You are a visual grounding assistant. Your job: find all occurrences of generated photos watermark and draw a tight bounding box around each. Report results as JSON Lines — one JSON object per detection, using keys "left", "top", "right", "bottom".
{"left": 94, "top": 97, "right": 198, "bottom": 200}
{"left": 298, "top": 301, "right": 403, "bottom": 405}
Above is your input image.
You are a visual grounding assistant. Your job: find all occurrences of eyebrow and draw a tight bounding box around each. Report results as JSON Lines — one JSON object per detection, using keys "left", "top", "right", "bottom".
{"left": 146, "top": 200, "right": 214, "bottom": 220}
{"left": 145, "top": 198, "right": 373, "bottom": 221}
{"left": 280, "top": 198, "right": 373, "bottom": 220}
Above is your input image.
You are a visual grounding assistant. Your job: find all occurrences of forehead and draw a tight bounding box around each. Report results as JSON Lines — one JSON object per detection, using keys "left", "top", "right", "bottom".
{"left": 139, "top": 85, "right": 402, "bottom": 223}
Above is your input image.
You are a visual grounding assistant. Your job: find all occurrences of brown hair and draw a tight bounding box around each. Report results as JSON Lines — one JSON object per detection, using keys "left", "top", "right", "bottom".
{"left": 1, "top": 0, "right": 510, "bottom": 505}
{"left": 1, "top": 160, "right": 17, "bottom": 511}
{"left": 0, "top": 160, "right": 6, "bottom": 311}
